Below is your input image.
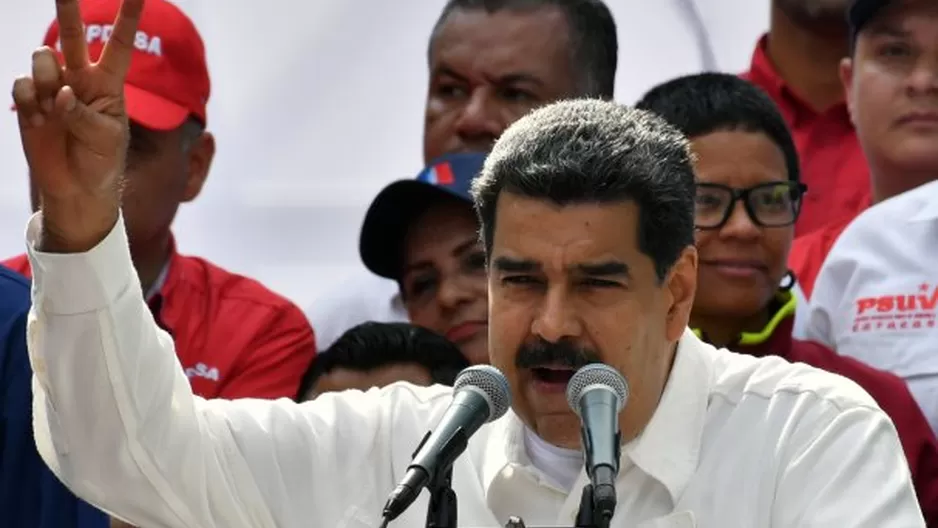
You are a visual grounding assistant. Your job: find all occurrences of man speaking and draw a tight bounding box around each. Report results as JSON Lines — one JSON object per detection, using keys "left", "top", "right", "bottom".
{"left": 13, "top": 0, "right": 923, "bottom": 526}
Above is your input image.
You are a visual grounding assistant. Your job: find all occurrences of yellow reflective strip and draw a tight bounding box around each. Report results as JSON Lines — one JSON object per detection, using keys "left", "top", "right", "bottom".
{"left": 737, "top": 291, "right": 796, "bottom": 345}
{"left": 690, "top": 291, "right": 796, "bottom": 346}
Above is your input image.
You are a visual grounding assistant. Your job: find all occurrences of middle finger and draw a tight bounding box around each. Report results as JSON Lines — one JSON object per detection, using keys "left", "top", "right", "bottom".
{"left": 31, "top": 47, "right": 64, "bottom": 114}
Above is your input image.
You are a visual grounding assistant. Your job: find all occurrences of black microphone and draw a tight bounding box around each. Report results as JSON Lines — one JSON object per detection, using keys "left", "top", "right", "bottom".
{"left": 382, "top": 365, "right": 511, "bottom": 522}
{"left": 566, "top": 363, "right": 629, "bottom": 523}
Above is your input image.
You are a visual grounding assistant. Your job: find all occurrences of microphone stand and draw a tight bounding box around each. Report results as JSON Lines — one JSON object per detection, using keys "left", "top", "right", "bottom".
{"left": 425, "top": 466, "right": 457, "bottom": 528}
{"left": 573, "top": 484, "right": 609, "bottom": 528}
{"left": 502, "top": 485, "right": 607, "bottom": 528}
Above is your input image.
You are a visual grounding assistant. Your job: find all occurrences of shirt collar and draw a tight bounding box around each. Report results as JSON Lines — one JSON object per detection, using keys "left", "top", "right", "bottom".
{"left": 745, "top": 34, "right": 849, "bottom": 126}
{"left": 480, "top": 329, "right": 713, "bottom": 505}
{"left": 625, "top": 329, "right": 712, "bottom": 503}
{"left": 908, "top": 180, "right": 938, "bottom": 222}
{"left": 145, "top": 236, "right": 180, "bottom": 302}
{"left": 145, "top": 261, "right": 171, "bottom": 301}
{"left": 480, "top": 410, "right": 526, "bottom": 494}
{"left": 745, "top": 35, "right": 787, "bottom": 104}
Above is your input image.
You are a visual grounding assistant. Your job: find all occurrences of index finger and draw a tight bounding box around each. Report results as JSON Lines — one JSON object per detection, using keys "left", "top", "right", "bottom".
{"left": 54, "top": 0, "right": 89, "bottom": 69}
{"left": 98, "top": 0, "right": 145, "bottom": 78}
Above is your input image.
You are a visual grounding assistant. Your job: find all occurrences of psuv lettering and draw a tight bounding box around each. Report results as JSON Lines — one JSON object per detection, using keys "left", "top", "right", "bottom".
{"left": 856, "top": 286, "right": 938, "bottom": 315}
{"left": 55, "top": 24, "right": 162, "bottom": 57}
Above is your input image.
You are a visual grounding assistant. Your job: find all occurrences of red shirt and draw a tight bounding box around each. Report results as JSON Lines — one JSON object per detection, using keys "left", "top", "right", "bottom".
{"left": 742, "top": 36, "right": 871, "bottom": 238}
{"left": 710, "top": 303, "right": 938, "bottom": 523}
{"left": 787, "top": 216, "right": 852, "bottom": 299}
{"left": 2, "top": 248, "right": 316, "bottom": 400}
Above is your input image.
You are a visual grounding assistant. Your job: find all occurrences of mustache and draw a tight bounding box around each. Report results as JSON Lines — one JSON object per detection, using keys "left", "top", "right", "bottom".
{"left": 515, "top": 338, "right": 601, "bottom": 370}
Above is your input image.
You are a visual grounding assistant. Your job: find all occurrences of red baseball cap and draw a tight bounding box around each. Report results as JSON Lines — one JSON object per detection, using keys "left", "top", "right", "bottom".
{"left": 41, "top": 0, "right": 210, "bottom": 130}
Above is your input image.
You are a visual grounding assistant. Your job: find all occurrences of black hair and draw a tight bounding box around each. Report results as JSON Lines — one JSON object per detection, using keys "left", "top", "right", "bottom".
{"left": 471, "top": 98, "right": 696, "bottom": 282}
{"left": 848, "top": 0, "right": 885, "bottom": 55}
{"left": 180, "top": 117, "right": 206, "bottom": 151}
{"left": 295, "top": 322, "right": 471, "bottom": 400}
{"left": 635, "top": 72, "right": 800, "bottom": 183}
{"left": 429, "top": 0, "right": 618, "bottom": 98}
{"left": 128, "top": 116, "right": 205, "bottom": 154}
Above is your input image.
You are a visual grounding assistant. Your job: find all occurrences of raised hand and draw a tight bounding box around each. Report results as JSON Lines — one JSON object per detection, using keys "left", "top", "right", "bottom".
{"left": 12, "top": 0, "right": 144, "bottom": 253}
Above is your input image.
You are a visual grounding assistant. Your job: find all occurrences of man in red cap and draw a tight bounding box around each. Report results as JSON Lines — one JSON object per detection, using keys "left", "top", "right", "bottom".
{"left": 3, "top": 0, "right": 316, "bottom": 400}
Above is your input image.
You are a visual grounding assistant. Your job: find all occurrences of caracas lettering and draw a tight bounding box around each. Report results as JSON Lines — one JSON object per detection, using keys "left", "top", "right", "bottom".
{"left": 55, "top": 24, "right": 162, "bottom": 57}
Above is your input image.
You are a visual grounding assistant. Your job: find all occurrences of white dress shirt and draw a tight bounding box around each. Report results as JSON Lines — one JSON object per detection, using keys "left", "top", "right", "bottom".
{"left": 805, "top": 179, "right": 938, "bottom": 434}
{"left": 26, "top": 214, "right": 922, "bottom": 528}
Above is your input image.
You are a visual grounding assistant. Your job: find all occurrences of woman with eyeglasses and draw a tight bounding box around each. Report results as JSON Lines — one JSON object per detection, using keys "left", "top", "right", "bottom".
{"left": 637, "top": 73, "right": 820, "bottom": 351}
{"left": 637, "top": 72, "right": 938, "bottom": 523}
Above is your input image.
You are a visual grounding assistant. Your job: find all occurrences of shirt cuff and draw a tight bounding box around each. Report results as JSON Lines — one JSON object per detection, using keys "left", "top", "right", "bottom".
{"left": 26, "top": 211, "right": 139, "bottom": 315}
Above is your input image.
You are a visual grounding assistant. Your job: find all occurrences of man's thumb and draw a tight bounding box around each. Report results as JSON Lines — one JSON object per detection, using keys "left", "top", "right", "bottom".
{"left": 56, "top": 86, "right": 120, "bottom": 146}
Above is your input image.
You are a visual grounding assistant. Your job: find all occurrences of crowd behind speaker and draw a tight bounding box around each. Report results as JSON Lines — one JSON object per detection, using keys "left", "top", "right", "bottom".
{"left": 2, "top": 0, "right": 938, "bottom": 527}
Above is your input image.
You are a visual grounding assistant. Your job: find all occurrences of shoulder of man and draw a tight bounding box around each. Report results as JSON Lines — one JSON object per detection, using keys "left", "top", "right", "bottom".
{"left": 0, "top": 254, "right": 31, "bottom": 279}
{"left": 0, "top": 265, "right": 30, "bottom": 322}
{"left": 809, "top": 180, "right": 938, "bottom": 324}
{"left": 708, "top": 346, "right": 880, "bottom": 416}
{"left": 830, "top": 179, "right": 938, "bottom": 255}
{"left": 787, "top": 339, "right": 916, "bottom": 414}
{"left": 0, "top": 264, "right": 30, "bottom": 414}
{"left": 170, "top": 253, "right": 306, "bottom": 312}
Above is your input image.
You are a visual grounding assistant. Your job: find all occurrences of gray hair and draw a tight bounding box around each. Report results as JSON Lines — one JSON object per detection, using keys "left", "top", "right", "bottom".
{"left": 471, "top": 98, "right": 695, "bottom": 281}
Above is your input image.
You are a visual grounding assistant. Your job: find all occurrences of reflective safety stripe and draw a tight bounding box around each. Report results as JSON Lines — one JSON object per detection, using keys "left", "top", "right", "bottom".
{"left": 692, "top": 290, "right": 796, "bottom": 346}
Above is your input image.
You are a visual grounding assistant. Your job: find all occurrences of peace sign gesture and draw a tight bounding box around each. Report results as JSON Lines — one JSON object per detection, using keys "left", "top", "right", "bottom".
{"left": 13, "top": 0, "right": 144, "bottom": 253}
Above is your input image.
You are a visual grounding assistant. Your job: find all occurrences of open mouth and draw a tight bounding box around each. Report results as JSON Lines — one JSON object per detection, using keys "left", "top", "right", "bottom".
{"left": 530, "top": 366, "right": 576, "bottom": 385}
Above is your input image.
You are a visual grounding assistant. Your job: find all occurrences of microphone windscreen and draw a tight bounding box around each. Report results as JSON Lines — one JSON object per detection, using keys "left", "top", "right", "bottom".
{"left": 453, "top": 365, "right": 512, "bottom": 422}
{"left": 566, "top": 363, "right": 629, "bottom": 414}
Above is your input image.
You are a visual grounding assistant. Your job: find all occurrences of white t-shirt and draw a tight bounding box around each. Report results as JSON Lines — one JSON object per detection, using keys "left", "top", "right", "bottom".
{"left": 805, "top": 180, "right": 938, "bottom": 433}
{"left": 523, "top": 427, "right": 585, "bottom": 493}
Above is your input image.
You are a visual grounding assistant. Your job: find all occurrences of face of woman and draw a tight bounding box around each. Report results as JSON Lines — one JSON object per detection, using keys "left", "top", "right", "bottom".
{"left": 691, "top": 130, "right": 797, "bottom": 322}
{"left": 399, "top": 202, "right": 489, "bottom": 364}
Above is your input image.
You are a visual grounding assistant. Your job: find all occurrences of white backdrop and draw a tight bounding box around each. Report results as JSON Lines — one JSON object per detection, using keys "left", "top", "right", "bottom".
{"left": 0, "top": 0, "right": 769, "bottom": 312}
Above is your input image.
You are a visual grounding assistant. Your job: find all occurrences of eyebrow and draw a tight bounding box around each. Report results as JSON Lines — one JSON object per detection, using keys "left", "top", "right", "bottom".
{"left": 402, "top": 237, "right": 481, "bottom": 276}
{"left": 433, "top": 65, "right": 543, "bottom": 87}
{"left": 865, "top": 22, "right": 910, "bottom": 39}
{"left": 432, "top": 65, "right": 468, "bottom": 82}
{"left": 492, "top": 256, "right": 631, "bottom": 278}
{"left": 492, "top": 256, "right": 540, "bottom": 273}
{"left": 576, "top": 260, "right": 631, "bottom": 278}
{"left": 452, "top": 238, "right": 482, "bottom": 258}
{"left": 483, "top": 72, "right": 544, "bottom": 87}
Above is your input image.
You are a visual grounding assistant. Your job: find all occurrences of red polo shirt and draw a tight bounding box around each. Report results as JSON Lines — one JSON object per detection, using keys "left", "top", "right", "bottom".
{"left": 2, "top": 247, "right": 316, "bottom": 400}
{"left": 787, "top": 216, "right": 852, "bottom": 299}
{"left": 696, "top": 294, "right": 938, "bottom": 524}
{"left": 742, "top": 36, "right": 871, "bottom": 238}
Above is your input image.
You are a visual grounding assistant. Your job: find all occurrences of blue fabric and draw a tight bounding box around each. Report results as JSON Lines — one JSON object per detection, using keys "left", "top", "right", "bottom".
{"left": 0, "top": 265, "right": 109, "bottom": 527}
{"left": 414, "top": 152, "right": 487, "bottom": 201}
